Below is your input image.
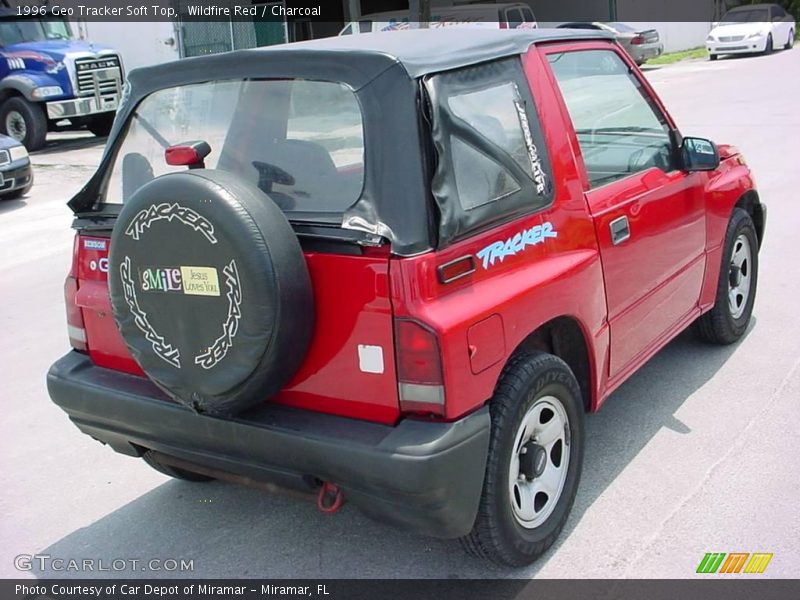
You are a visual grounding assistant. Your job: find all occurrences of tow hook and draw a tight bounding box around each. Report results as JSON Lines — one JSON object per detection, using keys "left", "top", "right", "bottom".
{"left": 317, "top": 482, "right": 344, "bottom": 514}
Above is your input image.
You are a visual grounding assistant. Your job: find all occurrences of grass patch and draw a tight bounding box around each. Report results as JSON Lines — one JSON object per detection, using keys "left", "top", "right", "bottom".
{"left": 646, "top": 47, "right": 708, "bottom": 65}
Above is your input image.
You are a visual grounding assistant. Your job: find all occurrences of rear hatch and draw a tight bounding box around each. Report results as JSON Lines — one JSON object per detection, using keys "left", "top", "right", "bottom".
{"left": 67, "top": 77, "right": 405, "bottom": 424}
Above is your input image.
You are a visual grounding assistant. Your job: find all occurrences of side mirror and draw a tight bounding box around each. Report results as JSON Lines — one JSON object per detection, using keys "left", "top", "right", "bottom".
{"left": 681, "top": 136, "right": 720, "bottom": 172}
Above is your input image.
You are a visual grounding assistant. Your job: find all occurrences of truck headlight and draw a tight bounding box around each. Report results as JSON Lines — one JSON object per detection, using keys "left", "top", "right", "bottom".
{"left": 9, "top": 145, "right": 29, "bottom": 162}
{"left": 31, "top": 86, "right": 64, "bottom": 99}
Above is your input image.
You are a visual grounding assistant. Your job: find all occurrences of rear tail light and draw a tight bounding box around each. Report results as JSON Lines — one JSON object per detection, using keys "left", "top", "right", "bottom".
{"left": 65, "top": 235, "right": 87, "bottom": 351}
{"left": 630, "top": 35, "right": 645, "bottom": 45}
{"left": 394, "top": 319, "right": 445, "bottom": 416}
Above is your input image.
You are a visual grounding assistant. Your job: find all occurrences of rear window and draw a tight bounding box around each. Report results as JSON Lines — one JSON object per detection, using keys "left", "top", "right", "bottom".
{"left": 105, "top": 79, "right": 365, "bottom": 218}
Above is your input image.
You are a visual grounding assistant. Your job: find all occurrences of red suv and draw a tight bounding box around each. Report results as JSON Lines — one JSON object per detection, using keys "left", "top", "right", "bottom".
{"left": 48, "top": 29, "right": 765, "bottom": 566}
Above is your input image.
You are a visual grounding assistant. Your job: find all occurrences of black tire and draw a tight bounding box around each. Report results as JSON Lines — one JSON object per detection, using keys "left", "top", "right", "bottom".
{"left": 461, "top": 352, "right": 584, "bottom": 566}
{"left": 108, "top": 170, "right": 314, "bottom": 416}
{"left": 786, "top": 30, "right": 795, "bottom": 50}
{"left": 765, "top": 34, "right": 773, "bottom": 54}
{"left": 697, "top": 208, "right": 759, "bottom": 345}
{"left": 0, "top": 97, "right": 47, "bottom": 151}
{"left": 87, "top": 113, "right": 115, "bottom": 137}
{"left": 709, "top": 53, "right": 718, "bottom": 61}
{"left": 142, "top": 451, "right": 213, "bottom": 482}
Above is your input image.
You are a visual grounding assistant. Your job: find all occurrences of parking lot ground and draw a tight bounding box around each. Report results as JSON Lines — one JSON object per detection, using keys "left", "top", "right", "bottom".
{"left": 1, "top": 47, "right": 798, "bottom": 579}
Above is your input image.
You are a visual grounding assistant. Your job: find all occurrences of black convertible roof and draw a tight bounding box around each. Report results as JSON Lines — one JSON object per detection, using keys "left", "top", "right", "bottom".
{"left": 128, "top": 28, "right": 613, "bottom": 94}
{"left": 76, "top": 28, "right": 614, "bottom": 254}
{"left": 256, "top": 28, "right": 613, "bottom": 78}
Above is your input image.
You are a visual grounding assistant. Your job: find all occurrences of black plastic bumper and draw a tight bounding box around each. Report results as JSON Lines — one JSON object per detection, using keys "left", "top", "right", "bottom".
{"left": 47, "top": 351, "right": 490, "bottom": 539}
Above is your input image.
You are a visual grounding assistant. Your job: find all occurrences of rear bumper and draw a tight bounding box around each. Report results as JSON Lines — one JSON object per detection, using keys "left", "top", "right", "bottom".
{"left": 47, "top": 351, "right": 490, "bottom": 538}
{"left": 629, "top": 43, "right": 663, "bottom": 63}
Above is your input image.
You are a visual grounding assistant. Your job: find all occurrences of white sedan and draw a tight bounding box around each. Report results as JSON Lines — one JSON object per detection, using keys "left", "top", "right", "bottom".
{"left": 706, "top": 3, "right": 795, "bottom": 60}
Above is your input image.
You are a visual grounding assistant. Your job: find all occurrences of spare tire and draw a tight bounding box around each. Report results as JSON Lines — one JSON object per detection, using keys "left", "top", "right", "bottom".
{"left": 108, "top": 169, "right": 313, "bottom": 416}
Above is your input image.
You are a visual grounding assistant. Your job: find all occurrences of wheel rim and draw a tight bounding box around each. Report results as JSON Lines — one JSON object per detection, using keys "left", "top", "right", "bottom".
{"left": 5, "top": 110, "right": 26, "bottom": 142}
{"left": 508, "top": 395, "right": 570, "bottom": 529}
{"left": 728, "top": 234, "right": 752, "bottom": 320}
{"left": 790, "top": 33, "right": 795, "bottom": 48}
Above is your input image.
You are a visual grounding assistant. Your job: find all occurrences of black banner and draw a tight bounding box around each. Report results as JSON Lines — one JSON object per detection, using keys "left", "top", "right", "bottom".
{"left": 4, "top": 580, "right": 800, "bottom": 600}
{"left": 0, "top": 0, "right": 768, "bottom": 23}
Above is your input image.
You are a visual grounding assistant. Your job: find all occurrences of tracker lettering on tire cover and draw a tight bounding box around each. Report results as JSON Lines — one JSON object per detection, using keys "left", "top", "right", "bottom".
{"left": 108, "top": 170, "right": 314, "bottom": 416}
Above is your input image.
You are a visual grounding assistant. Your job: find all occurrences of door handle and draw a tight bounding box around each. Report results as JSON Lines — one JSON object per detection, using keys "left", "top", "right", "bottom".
{"left": 610, "top": 216, "right": 630, "bottom": 245}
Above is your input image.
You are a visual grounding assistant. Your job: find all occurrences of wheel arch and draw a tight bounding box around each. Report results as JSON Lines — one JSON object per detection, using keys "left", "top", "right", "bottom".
{"left": 509, "top": 315, "right": 594, "bottom": 412}
{"left": 735, "top": 189, "right": 765, "bottom": 250}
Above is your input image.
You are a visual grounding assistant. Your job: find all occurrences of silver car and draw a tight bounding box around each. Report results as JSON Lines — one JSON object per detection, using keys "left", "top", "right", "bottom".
{"left": 557, "top": 22, "right": 664, "bottom": 65}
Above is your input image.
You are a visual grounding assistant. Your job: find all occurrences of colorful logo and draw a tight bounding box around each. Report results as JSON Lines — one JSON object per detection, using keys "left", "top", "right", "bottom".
{"left": 139, "top": 266, "right": 220, "bottom": 297}
{"left": 696, "top": 552, "right": 773, "bottom": 574}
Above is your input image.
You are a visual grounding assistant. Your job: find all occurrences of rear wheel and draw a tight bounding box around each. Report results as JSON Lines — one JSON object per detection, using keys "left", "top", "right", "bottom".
{"left": 0, "top": 97, "right": 47, "bottom": 151}
{"left": 697, "top": 208, "right": 759, "bottom": 345}
{"left": 461, "top": 352, "right": 584, "bottom": 566}
{"left": 142, "top": 451, "right": 213, "bottom": 482}
{"left": 786, "top": 30, "right": 795, "bottom": 50}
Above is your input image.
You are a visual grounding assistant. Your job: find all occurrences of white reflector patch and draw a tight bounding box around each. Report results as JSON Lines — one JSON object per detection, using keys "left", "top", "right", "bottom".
{"left": 358, "top": 344, "right": 384, "bottom": 374}
{"left": 68, "top": 325, "right": 87, "bottom": 343}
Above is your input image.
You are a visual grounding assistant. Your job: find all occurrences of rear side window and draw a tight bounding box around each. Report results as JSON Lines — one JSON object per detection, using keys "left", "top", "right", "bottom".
{"left": 426, "top": 58, "right": 553, "bottom": 244}
{"left": 105, "top": 79, "right": 365, "bottom": 219}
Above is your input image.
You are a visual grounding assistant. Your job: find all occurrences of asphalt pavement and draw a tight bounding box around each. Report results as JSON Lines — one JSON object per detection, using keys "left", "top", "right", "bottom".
{"left": 1, "top": 47, "right": 798, "bottom": 579}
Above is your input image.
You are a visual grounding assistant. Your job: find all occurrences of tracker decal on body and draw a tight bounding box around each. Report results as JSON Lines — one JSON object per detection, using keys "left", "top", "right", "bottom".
{"left": 476, "top": 222, "right": 558, "bottom": 269}
{"left": 124, "top": 202, "right": 217, "bottom": 244}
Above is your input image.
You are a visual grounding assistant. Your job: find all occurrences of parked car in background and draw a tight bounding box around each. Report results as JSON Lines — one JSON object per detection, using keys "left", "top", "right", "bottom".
{"left": 0, "top": 11, "right": 124, "bottom": 150}
{"left": 339, "top": 2, "right": 537, "bottom": 35}
{"left": 706, "top": 3, "right": 795, "bottom": 60}
{"left": 0, "top": 133, "right": 32, "bottom": 199}
{"left": 556, "top": 22, "right": 663, "bottom": 65}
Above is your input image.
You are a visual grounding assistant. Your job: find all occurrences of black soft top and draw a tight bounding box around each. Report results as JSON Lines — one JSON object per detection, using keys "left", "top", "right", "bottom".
{"left": 126, "top": 28, "right": 612, "bottom": 95}
{"left": 72, "top": 29, "right": 613, "bottom": 255}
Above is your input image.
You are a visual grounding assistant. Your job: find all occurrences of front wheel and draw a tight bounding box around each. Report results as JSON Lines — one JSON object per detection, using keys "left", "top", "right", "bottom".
{"left": 709, "top": 53, "right": 718, "bottom": 61}
{"left": 697, "top": 208, "right": 759, "bottom": 345}
{"left": 764, "top": 34, "right": 773, "bottom": 54}
{"left": 461, "top": 352, "right": 584, "bottom": 566}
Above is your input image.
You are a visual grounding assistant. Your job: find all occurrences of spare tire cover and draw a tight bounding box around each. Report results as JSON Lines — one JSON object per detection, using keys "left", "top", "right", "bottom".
{"left": 108, "top": 169, "right": 313, "bottom": 416}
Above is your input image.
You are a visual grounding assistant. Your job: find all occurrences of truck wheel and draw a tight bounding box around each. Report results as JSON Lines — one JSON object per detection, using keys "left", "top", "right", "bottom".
{"left": 461, "top": 352, "right": 584, "bottom": 566}
{"left": 87, "top": 113, "right": 115, "bottom": 137}
{"left": 142, "top": 451, "right": 213, "bottom": 482}
{"left": 697, "top": 208, "right": 759, "bottom": 345}
{"left": 0, "top": 97, "right": 47, "bottom": 151}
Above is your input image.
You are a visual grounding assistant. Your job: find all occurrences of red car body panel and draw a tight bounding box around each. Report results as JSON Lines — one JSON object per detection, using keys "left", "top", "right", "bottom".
{"left": 68, "top": 38, "right": 759, "bottom": 426}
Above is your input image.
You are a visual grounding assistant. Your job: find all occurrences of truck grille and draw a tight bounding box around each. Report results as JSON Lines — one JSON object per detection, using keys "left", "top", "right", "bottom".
{"left": 719, "top": 35, "right": 745, "bottom": 42}
{"left": 74, "top": 55, "right": 122, "bottom": 97}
